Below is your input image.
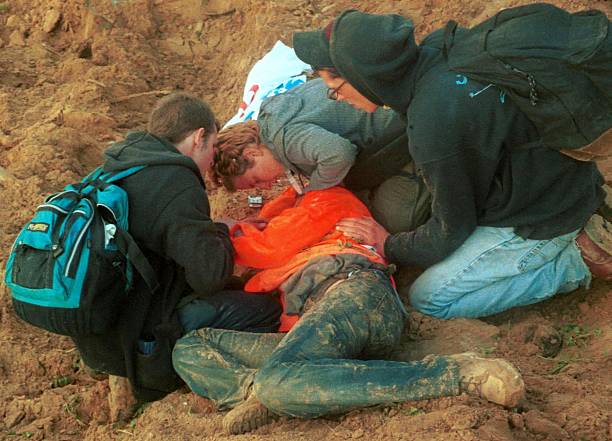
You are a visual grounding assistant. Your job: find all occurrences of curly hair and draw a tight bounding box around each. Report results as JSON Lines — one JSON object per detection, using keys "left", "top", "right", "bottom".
{"left": 211, "top": 120, "right": 261, "bottom": 191}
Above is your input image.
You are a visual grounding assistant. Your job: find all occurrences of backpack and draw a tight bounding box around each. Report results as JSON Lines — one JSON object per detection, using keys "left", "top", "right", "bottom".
{"left": 425, "top": 3, "right": 612, "bottom": 153}
{"left": 5, "top": 166, "right": 184, "bottom": 401}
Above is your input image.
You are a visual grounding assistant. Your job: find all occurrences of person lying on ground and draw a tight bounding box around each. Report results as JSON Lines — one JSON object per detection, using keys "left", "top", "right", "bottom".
{"left": 172, "top": 169, "right": 526, "bottom": 435}
{"left": 291, "top": 9, "right": 611, "bottom": 322}
{"left": 212, "top": 78, "right": 431, "bottom": 234}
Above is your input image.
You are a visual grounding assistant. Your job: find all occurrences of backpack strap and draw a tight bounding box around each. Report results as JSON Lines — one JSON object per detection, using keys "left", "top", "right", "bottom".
{"left": 114, "top": 229, "right": 160, "bottom": 296}
{"left": 103, "top": 166, "right": 147, "bottom": 184}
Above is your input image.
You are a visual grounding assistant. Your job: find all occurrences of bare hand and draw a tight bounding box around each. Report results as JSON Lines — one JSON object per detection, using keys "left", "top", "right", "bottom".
{"left": 217, "top": 217, "right": 238, "bottom": 230}
{"left": 335, "top": 217, "right": 389, "bottom": 256}
{"left": 241, "top": 217, "right": 269, "bottom": 231}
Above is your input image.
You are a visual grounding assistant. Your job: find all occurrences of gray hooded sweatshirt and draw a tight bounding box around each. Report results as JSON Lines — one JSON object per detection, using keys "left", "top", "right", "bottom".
{"left": 258, "top": 78, "right": 407, "bottom": 191}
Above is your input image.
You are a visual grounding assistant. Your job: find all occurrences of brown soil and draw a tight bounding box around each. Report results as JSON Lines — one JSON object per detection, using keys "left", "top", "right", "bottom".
{"left": 0, "top": 1, "right": 610, "bottom": 440}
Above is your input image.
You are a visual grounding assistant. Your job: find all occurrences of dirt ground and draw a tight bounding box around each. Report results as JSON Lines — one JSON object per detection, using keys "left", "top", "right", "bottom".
{"left": 0, "top": 0, "right": 611, "bottom": 440}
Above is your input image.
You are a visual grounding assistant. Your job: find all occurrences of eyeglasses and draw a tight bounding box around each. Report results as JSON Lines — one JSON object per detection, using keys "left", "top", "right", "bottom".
{"left": 326, "top": 80, "right": 347, "bottom": 100}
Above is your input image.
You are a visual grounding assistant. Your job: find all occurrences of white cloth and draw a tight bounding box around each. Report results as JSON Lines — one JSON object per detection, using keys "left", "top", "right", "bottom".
{"left": 223, "top": 41, "right": 311, "bottom": 129}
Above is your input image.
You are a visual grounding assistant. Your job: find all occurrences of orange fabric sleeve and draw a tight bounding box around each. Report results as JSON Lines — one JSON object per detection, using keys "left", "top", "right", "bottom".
{"left": 231, "top": 186, "right": 371, "bottom": 269}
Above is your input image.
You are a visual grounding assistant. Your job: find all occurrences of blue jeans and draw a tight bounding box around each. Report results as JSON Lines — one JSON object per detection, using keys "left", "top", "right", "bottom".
{"left": 177, "top": 290, "right": 281, "bottom": 333}
{"left": 409, "top": 227, "right": 590, "bottom": 319}
{"left": 173, "top": 270, "right": 460, "bottom": 418}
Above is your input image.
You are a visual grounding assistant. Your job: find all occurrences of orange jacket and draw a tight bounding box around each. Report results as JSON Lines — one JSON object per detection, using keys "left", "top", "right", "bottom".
{"left": 231, "top": 186, "right": 386, "bottom": 331}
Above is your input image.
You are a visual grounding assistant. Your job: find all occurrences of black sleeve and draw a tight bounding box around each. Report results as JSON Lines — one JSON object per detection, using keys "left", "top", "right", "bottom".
{"left": 384, "top": 152, "right": 478, "bottom": 267}
{"left": 153, "top": 184, "right": 234, "bottom": 295}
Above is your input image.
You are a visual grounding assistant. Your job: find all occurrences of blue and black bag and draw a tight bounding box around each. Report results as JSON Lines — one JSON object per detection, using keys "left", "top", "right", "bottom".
{"left": 5, "top": 165, "right": 159, "bottom": 336}
{"left": 5, "top": 165, "right": 188, "bottom": 402}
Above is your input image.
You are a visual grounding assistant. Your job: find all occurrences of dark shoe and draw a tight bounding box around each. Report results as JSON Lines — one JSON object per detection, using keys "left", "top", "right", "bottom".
{"left": 222, "top": 393, "right": 278, "bottom": 435}
{"left": 448, "top": 352, "right": 525, "bottom": 408}
{"left": 575, "top": 231, "right": 612, "bottom": 281}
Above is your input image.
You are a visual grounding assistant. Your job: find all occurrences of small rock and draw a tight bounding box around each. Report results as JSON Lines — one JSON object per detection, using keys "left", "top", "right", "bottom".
{"left": 524, "top": 410, "right": 570, "bottom": 440}
{"left": 185, "top": 394, "right": 215, "bottom": 414}
{"left": 204, "top": 0, "right": 234, "bottom": 14}
{"left": 8, "top": 30, "right": 26, "bottom": 47}
{"left": 577, "top": 302, "right": 590, "bottom": 315}
{"left": 4, "top": 408, "right": 25, "bottom": 428}
{"left": 42, "top": 9, "right": 61, "bottom": 33}
{"left": 5, "top": 14, "right": 21, "bottom": 28}
{"left": 351, "top": 429, "right": 365, "bottom": 439}
{"left": 508, "top": 413, "right": 524, "bottom": 430}
{"left": 478, "top": 416, "right": 515, "bottom": 441}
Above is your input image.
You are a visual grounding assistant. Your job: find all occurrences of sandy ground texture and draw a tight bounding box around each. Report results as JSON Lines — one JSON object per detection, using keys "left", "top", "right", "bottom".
{"left": 0, "top": 0, "right": 611, "bottom": 440}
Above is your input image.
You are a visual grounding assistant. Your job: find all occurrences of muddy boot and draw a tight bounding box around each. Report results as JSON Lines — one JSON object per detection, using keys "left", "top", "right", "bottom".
{"left": 222, "top": 393, "right": 278, "bottom": 435}
{"left": 79, "top": 358, "right": 108, "bottom": 381}
{"left": 108, "top": 375, "right": 138, "bottom": 423}
{"left": 576, "top": 226, "right": 612, "bottom": 281}
{"left": 449, "top": 352, "right": 525, "bottom": 408}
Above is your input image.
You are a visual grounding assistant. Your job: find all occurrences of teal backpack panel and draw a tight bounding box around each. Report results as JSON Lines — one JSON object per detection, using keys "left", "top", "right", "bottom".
{"left": 5, "top": 165, "right": 151, "bottom": 336}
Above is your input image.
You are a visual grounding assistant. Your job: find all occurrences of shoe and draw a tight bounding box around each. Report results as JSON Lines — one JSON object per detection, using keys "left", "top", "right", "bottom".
{"left": 108, "top": 375, "right": 138, "bottom": 423}
{"left": 575, "top": 230, "right": 612, "bottom": 281}
{"left": 222, "top": 393, "right": 278, "bottom": 435}
{"left": 448, "top": 352, "right": 525, "bottom": 408}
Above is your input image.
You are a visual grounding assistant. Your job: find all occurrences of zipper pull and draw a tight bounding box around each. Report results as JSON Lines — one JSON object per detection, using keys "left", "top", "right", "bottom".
{"left": 52, "top": 244, "right": 64, "bottom": 258}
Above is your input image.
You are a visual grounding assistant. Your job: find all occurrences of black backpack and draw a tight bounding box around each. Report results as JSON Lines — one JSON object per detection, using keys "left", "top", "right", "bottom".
{"left": 424, "top": 2, "right": 611, "bottom": 151}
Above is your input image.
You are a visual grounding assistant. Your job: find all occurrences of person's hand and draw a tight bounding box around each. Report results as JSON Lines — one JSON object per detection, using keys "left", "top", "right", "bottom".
{"left": 240, "top": 217, "right": 269, "bottom": 231}
{"left": 335, "top": 217, "right": 389, "bottom": 256}
{"left": 217, "top": 217, "right": 238, "bottom": 230}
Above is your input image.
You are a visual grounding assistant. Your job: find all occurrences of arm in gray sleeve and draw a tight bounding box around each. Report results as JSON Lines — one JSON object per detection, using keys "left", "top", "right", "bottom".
{"left": 281, "top": 123, "right": 359, "bottom": 191}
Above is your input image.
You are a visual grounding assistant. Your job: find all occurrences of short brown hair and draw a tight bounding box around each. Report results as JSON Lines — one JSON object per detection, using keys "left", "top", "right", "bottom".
{"left": 148, "top": 92, "right": 216, "bottom": 144}
{"left": 211, "top": 120, "right": 260, "bottom": 191}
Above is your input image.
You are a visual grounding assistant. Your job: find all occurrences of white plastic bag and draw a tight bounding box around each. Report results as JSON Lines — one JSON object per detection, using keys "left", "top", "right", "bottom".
{"left": 224, "top": 41, "right": 311, "bottom": 128}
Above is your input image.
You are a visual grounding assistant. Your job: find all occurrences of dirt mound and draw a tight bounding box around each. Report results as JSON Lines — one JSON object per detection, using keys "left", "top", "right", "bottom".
{"left": 1, "top": 1, "right": 611, "bottom": 440}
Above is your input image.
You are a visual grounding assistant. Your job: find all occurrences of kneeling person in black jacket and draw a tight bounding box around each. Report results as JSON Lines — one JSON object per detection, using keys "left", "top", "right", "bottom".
{"left": 75, "top": 93, "right": 280, "bottom": 403}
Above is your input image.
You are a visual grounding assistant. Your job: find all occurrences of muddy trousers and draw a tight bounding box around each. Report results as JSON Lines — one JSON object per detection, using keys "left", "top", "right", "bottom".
{"left": 173, "top": 271, "right": 460, "bottom": 419}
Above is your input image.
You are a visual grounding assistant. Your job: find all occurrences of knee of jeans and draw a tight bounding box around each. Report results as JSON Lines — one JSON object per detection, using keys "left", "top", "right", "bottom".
{"left": 408, "top": 281, "right": 450, "bottom": 319}
{"left": 172, "top": 338, "right": 192, "bottom": 377}
{"left": 253, "top": 365, "right": 293, "bottom": 416}
{"left": 172, "top": 329, "right": 213, "bottom": 375}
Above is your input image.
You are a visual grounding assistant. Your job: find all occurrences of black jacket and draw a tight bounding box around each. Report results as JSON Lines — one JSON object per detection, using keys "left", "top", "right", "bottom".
{"left": 325, "top": 10, "right": 605, "bottom": 267}
{"left": 103, "top": 131, "right": 233, "bottom": 299}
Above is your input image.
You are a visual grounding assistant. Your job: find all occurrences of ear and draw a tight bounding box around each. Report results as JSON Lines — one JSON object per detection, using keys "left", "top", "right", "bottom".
{"left": 192, "top": 127, "right": 206, "bottom": 148}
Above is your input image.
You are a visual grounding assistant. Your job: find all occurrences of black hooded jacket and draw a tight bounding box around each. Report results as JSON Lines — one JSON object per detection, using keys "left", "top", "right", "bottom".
{"left": 323, "top": 11, "right": 605, "bottom": 267}
{"left": 103, "top": 131, "right": 233, "bottom": 299}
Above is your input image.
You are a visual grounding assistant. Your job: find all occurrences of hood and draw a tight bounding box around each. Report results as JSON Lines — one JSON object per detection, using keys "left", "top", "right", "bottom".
{"left": 294, "top": 10, "right": 420, "bottom": 112}
{"left": 103, "top": 131, "right": 200, "bottom": 174}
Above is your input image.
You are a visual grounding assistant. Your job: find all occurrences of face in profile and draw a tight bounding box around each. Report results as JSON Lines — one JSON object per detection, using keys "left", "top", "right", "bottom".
{"left": 232, "top": 145, "right": 285, "bottom": 190}
{"left": 318, "top": 70, "right": 378, "bottom": 113}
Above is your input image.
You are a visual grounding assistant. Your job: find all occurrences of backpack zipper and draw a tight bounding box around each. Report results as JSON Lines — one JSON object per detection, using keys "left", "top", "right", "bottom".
{"left": 64, "top": 204, "right": 93, "bottom": 278}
